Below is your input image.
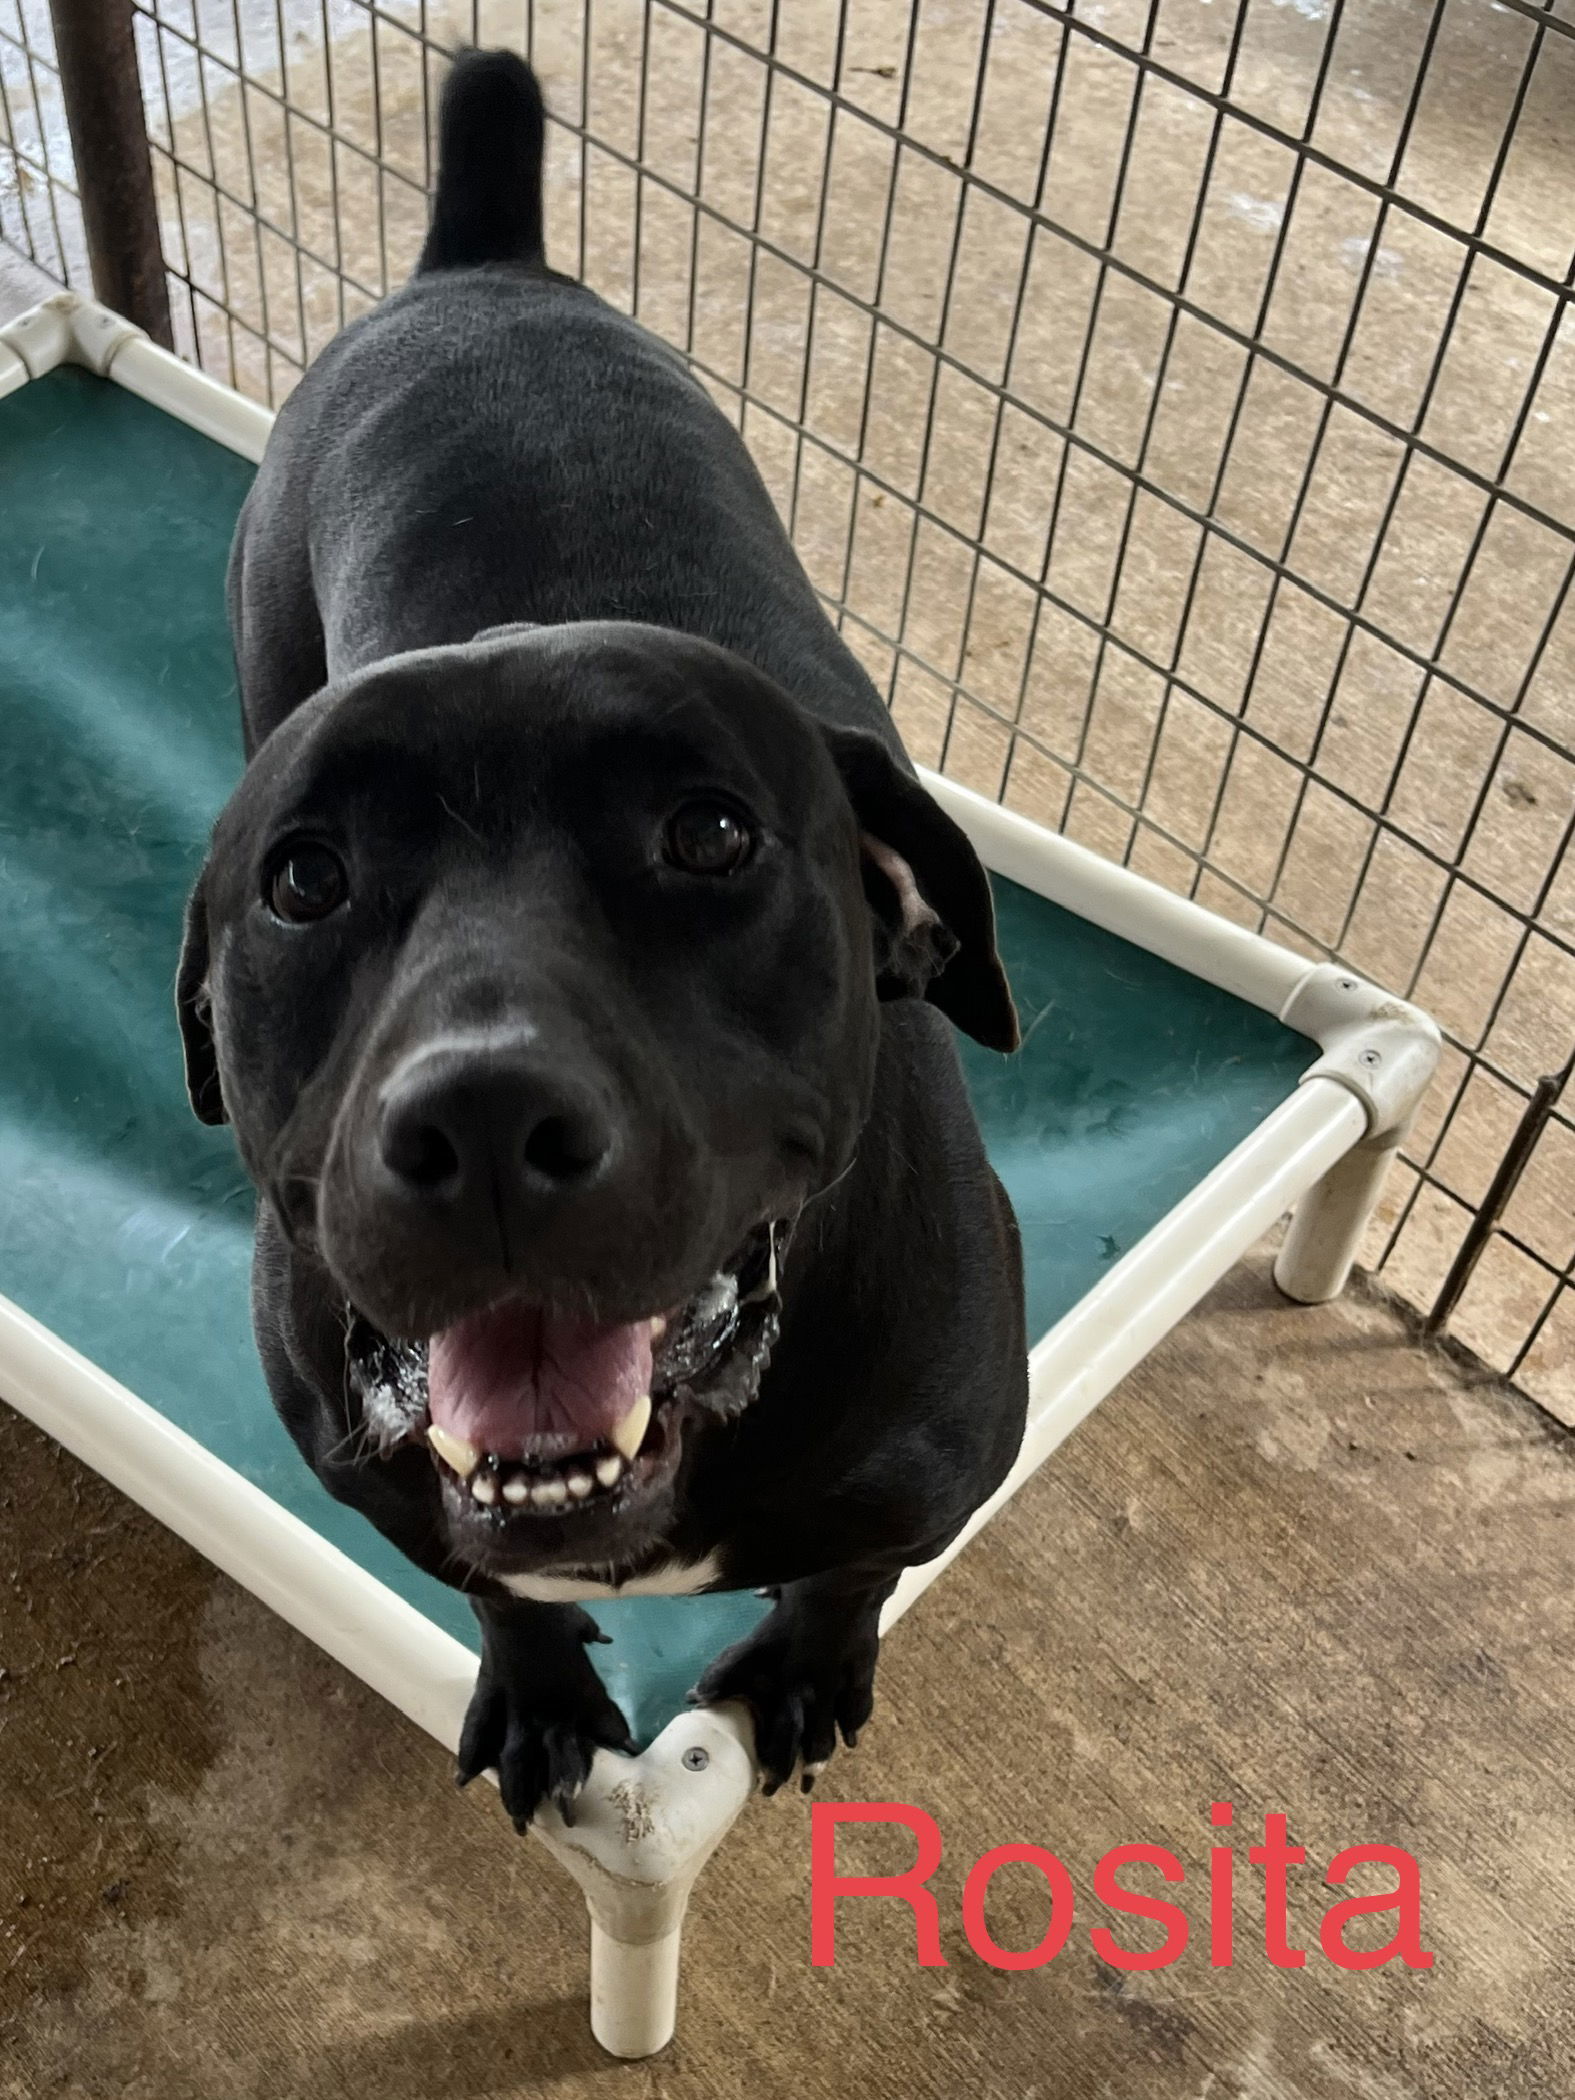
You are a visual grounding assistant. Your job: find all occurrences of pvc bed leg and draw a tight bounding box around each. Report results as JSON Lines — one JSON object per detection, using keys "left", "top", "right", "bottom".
{"left": 528, "top": 1703, "right": 757, "bottom": 2058}
{"left": 1273, "top": 1132, "right": 1401, "bottom": 1305}
{"left": 586, "top": 1878, "right": 693, "bottom": 2058}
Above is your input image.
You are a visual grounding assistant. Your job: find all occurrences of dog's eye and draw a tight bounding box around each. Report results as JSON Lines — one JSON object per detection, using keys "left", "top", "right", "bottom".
{"left": 267, "top": 843, "right": 348, "bottom": 923}
{"left": 663, "top": 801, "right": 754, "bottom": 876}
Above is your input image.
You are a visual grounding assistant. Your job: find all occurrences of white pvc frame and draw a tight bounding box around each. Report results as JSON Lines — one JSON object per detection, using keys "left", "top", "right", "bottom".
{"left": 0, "top": 297, "right": 1441, "bottom": 2059}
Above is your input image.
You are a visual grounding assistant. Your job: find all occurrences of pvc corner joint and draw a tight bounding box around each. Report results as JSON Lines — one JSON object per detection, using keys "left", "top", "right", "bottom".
{"left": 1, "top": 292, "right": 273, "bottom": 463}
{"left": 0, "top": 291, "right": 144, "bottom": 380}
{"left": 1278, "top": 964, "right": 1441, "bottom": 1146}
{"left": 528, "top": 1702, "right": 758, "bottom": 2058}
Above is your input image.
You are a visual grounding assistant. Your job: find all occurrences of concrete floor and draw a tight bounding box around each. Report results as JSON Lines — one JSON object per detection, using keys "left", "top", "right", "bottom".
{"left": 4, "top": 1249, "right": 1575, "bottom": 2097}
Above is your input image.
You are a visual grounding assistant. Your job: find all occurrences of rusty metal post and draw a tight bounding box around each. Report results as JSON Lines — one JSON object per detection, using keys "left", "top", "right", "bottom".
{"left": 1425, "top": 1045, "right": 1575, "bottom": 1340}
{"left": 47, "top": 0, "right": 173, "bottom": 346}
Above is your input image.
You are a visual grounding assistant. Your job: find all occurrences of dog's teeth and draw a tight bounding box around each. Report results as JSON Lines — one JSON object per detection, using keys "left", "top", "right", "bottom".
{"left": 427, "top": 1425, "right": 481, "bottom": 1479}
{"left": 744, "top": 1233, "right": 780, "bottom": 1304}
{"left": 565, "top": 1468, "right": 594, "bottom": 1500}
{"left": 531, "top": 1475, "right": 568, "bottom": 1509}
{"left": 501, "top": 1471, "right": 530, "bottom": 1507}
{"left": 610, "top": 1392, "right": 652, "bottom": 1462}
{"left": 471, "top": 1471, "right": 499, "bottom": 1507}
{"left": 595, "top": 1452, "right": 624, "bottom": 1489}
{"left": 650, "top": 1314, "right": 667, "bottom": 1340}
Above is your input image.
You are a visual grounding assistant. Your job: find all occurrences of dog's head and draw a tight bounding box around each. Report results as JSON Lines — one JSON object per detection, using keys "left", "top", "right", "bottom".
{"left": 179, "top": 623, "right": 1015, "bottom": 1577}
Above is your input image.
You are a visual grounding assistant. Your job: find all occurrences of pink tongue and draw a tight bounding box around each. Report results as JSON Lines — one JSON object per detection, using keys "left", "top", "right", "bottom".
{"left": 427, "top": 1302, "right": 653, "bottom": 1456}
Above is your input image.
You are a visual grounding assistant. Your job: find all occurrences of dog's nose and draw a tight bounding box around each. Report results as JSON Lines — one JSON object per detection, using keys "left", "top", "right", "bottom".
{"left": 378, "top": 1048, "right": 618, "bottom": 1211}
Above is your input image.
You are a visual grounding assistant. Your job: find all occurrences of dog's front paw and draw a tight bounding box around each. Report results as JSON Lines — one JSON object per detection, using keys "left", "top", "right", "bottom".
{"left": 691, "top": 1607, "right": 880, "bottom": 1796}
{"left": 457, "top": 1626, "right": 634, "bottom": 1831}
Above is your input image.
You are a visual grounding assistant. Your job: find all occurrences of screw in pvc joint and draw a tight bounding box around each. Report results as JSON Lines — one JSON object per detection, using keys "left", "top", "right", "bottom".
{"left": 682, "top": 1746, "right": 710, "bottom": 1772}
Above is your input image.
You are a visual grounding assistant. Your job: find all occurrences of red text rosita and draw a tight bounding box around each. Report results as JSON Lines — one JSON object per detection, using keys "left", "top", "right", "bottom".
{"left": 810, "top": 1801, "right": 1434, "bottom": 1973}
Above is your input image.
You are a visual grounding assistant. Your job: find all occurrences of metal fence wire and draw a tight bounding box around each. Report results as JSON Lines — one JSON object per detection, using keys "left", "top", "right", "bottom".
{"left": 3, "top": 0, "right": 1574, "bottom": 1420}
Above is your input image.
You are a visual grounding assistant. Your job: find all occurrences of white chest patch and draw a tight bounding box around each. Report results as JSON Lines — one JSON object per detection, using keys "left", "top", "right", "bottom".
{"left": 500, "top": 1551, "right": 725, "bottom": 1604}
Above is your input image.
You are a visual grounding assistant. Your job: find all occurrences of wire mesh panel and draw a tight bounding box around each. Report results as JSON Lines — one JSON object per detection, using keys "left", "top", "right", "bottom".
{"left": 0, "top": 0, "right": 86, "bottom": 285}
{"left": 3, "top": 0, "right": 1574, "bottom": 1418}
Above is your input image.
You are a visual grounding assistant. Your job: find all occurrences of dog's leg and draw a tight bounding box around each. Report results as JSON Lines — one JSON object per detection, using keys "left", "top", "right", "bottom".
{"left": 691, "top": 1566, "right": 900, "bottom": 1795}
{"left": 457, "top": 1596, "right": 636, "bottom": 1830}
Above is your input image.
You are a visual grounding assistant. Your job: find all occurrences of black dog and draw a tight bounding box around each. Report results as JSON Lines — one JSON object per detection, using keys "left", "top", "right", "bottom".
{"left": 177, "top": 50, "right": 1027, "bottom": 1827}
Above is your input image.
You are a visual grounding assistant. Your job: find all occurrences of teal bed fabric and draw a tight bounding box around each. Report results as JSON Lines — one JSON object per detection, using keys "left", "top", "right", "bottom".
{"left": 0, "top": 366, "right": 1313, "bottom": 1744}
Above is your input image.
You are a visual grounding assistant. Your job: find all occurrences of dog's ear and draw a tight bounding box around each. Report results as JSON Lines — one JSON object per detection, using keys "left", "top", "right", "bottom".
{"left": 821, "top": 725, "right": 1019, "bottom": 1053}
{"left": 176, "top": 875, "right": 228, "bottom": 1125}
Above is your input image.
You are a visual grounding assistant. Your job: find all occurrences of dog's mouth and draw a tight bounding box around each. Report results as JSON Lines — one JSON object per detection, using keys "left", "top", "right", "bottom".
{"left": 345, "top": 1220, "right": 785, "bottom": 1533}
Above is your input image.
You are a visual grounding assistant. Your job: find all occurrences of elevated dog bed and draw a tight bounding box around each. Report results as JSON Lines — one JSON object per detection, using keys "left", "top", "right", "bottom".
{"left": 0, "top": 298, "right": 1439, "bottom": 2056}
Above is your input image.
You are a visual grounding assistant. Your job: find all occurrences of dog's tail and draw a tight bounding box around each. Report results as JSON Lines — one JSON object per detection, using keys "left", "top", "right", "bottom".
{"left": 416, "top": 48, "right": 547, "bottom": 275}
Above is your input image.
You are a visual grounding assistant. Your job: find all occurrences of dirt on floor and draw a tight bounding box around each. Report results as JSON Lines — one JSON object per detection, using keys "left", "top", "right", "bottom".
{"left": 4, "top": 1248, "right": 1575, "bottom": 2099}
